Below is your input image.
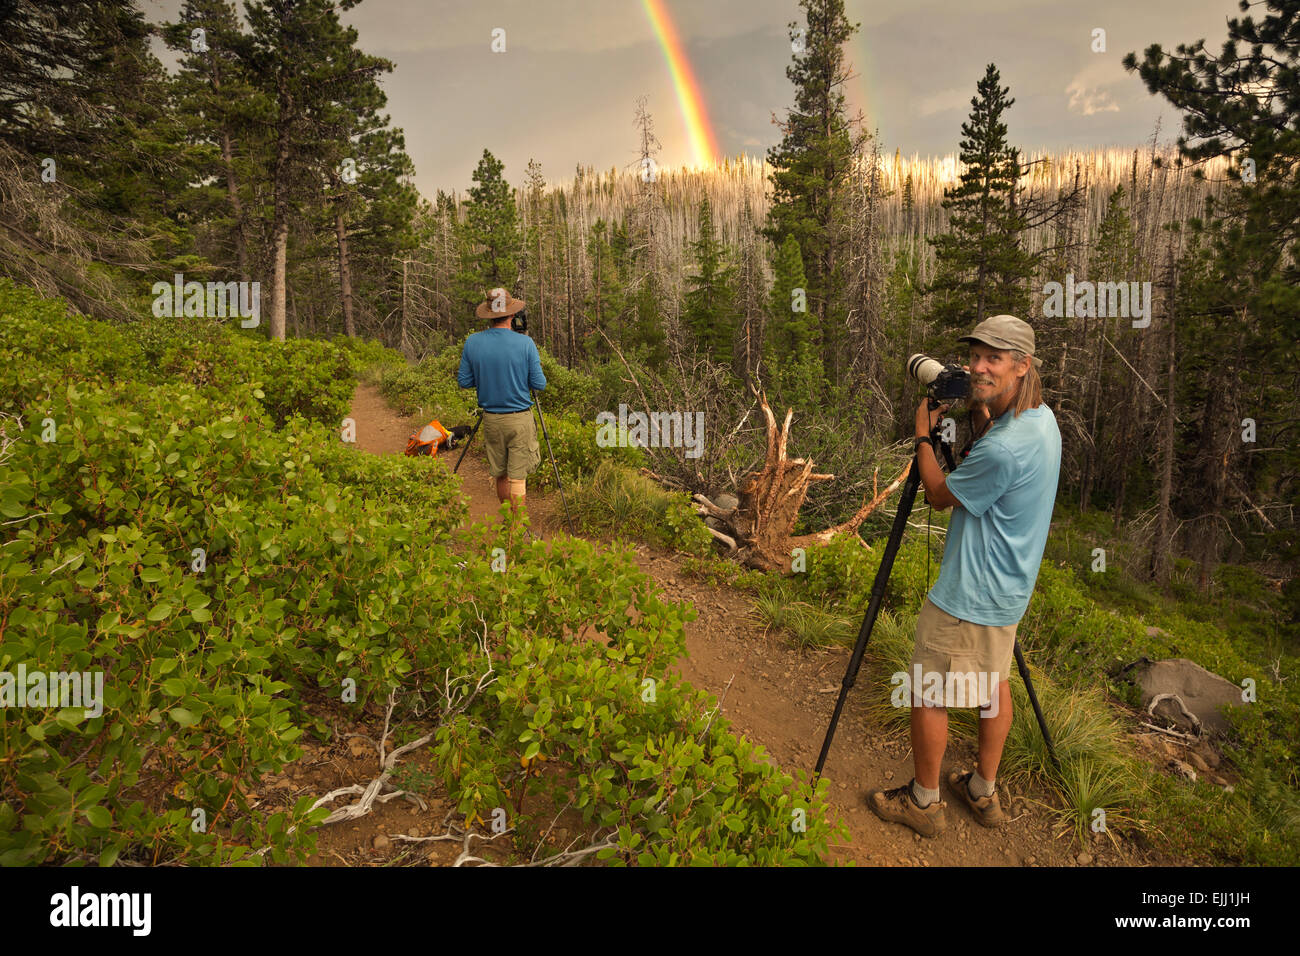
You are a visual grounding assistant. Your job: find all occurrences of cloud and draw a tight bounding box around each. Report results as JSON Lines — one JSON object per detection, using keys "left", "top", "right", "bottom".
{"left": 1065, "top": 63, "right": 1122, "bottom": 116}
{"left": 916, "top": 87, "right": 973, "bottom": 118}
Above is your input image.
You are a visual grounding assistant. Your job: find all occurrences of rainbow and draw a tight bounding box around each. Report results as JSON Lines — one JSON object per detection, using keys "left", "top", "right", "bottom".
{"left": 641, "top": 0, "right": 720, "bottom": 168}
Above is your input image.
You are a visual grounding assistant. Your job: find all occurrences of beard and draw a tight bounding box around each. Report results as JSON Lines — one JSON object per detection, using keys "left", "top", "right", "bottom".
{"left": 972, "top": 378, "right": 1013, "bottom": 404}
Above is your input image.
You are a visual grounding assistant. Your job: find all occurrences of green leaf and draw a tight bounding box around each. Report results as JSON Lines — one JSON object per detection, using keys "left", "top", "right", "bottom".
{"left": 169, "top": 707, "right": 198, "bottom": 727}
{"left": 147, "top": 603, "right": 172, "bottom": 621}
{"left": 84, "top": 806, "right": 112, "bottom": 828}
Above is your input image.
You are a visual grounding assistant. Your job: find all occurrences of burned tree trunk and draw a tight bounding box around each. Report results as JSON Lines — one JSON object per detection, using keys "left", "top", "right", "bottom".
{"left": 697, "top": 390, "right": 907, "bottom": 571}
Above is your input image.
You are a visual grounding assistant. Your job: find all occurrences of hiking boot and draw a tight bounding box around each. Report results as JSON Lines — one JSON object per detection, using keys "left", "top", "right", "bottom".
{"left": 947, "top": 770, "right": 1007, "bottom": 827}
{"left": 866, "top": 779, "right": 947, "bottom": 838}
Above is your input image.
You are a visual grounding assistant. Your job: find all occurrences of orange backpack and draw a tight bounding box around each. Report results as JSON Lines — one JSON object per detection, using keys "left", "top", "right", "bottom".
{"left": 405, "top": 419, "right": 452, "bottom": 457}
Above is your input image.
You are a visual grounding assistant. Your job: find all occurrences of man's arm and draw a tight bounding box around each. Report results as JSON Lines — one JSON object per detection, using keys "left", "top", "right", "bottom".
{"left": 457, "top": 344, "right": 475, "bottom": 389}
{"left": 528, "top": 340, "right": 546, "bottom": 391}
{"left": 916, "top": 441, "right": 961, "bottom": 511}
{"left": 914, "top": 399, "right": 960, "bottom": 511}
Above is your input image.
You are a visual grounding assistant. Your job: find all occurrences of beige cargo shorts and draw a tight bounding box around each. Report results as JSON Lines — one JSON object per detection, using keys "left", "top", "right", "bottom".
{"left": 907, "top": 596, "right": 1017, "bottom": 709}
{"left": 481, "top": 409, "right": 541, "bottom": 481}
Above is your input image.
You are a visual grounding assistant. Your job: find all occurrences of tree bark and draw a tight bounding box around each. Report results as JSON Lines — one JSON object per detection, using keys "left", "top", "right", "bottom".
{"left": 334, "top": 198, "right": 355, "bottom": 337}
{"left": 268, "top": 69, "right": 292, "bottom": 342}
{"left": 207, "top": 52, "right": 250, "bottom": 282}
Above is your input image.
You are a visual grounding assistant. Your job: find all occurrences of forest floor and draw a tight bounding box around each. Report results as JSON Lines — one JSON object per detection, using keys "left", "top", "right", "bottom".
{"left": 279, "top": 383, "right": 1182, "bottom": 867}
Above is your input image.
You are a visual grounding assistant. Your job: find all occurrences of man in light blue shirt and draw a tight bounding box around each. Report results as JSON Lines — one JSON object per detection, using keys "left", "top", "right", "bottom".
{"left": 869, "top": 315, "right": 1061, "bottom": 839}
{"left": 457, "top": 288, "right": 547, "bottom": 510}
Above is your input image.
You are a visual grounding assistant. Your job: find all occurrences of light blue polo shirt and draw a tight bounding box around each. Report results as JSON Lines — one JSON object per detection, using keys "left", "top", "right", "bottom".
{"left": 928, "top": 404, "right": 1061, "bottom": 626}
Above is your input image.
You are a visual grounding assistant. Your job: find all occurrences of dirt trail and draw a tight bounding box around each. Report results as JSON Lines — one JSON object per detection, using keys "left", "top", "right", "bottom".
{"left": 317, "top": 384, "right": 1171, "bottom": 867}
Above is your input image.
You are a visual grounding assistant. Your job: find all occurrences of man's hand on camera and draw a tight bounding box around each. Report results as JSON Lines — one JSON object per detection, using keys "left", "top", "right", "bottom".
{"left": 916, "top": 398, "right": 950, "bottom": 440}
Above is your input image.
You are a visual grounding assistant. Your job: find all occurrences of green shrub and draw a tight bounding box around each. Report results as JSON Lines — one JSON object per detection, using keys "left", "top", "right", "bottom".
{"left": 568, "top": 460, "right": 711, "bottom": 557}
{"left": 529, "top": 411, "right": 646, "bottom": 490}
{"left": 0, "top": 284, "right": 841, "bottom": 866}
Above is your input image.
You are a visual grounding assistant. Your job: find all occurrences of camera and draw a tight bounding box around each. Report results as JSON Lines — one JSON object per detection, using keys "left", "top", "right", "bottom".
{"left": 907, "top": 353, "right": 969, "bottom": 402}
{"left": 511, "top": 308, "right": 528, "bottom": 333}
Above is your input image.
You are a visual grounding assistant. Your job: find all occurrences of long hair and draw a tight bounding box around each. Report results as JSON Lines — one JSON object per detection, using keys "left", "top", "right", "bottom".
{"left": 1008, "top": 349, "right": 1043, "bottom": 417}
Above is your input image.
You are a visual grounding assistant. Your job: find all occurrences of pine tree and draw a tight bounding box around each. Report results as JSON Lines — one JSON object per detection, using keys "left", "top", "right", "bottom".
{"left": 0, "top": 2, "right": 149, "bottom": 163}
{"left": 521, "top": 159, "right": 553, "bottom": 352}
{"left": 762, "top": 0, "right": 862, "bottom": 390}
{"left": 734, "top": 194, "right": 768, "bottom": 386}
{"left": 765, "top": 235, "right": 819, "bottom": 405}
{"left": 163, "top": 0, "right": 259, "bottom": 281}
{"left": 927, "top": 63, "right": 1036, "bottom": 334}
{"left": 455, "top": 148, "right": 522, "bottom": 332}
{"left": 1125, "top": 0, "right": 1300, "bottom": 587}
{"left": 244, "top": 0, "right": 392, "bottom": 340}
{"left": 683, "top": 196, "right": 739, "bottom": 362}
{"left": 630, "top": 272, "right": 669, "bottom": 369}
{"left": 586, "top": 217, "right": 625, "bottom": 357}
{"left": 301, "top": 14, "right": 412, "bottom": 339}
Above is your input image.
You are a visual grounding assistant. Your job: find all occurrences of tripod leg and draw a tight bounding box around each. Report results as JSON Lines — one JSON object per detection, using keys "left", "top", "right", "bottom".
{"left": 1013, "top": 640, "right": 1060, "bottom": 772}
{"left": 815, "top": 453, "right": 924, "bottom": 779}
{"left": 453, "top": 411, "right": 483, "bottom": 474}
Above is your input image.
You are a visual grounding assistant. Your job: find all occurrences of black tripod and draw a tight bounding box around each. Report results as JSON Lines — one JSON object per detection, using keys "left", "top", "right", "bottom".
{"left": 813, "top": 401, "right": 1060, "bottom": 780}
{"left": 452, "top": 408, "right": 484, "bottom": 475}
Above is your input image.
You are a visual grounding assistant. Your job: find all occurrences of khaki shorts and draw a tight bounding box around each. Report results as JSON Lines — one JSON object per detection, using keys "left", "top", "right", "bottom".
{"left": 908, "top": 597, "right": 1016, "bottom": 709}
{"left": 481, "top": 409, "right": 541, "bottom": 481}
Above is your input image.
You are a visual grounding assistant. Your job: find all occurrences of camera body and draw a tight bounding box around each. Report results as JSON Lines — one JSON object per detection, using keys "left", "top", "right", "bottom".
{"left": 511, "top": 309, "right": 528, "bottom": 334}
{"left": 907, "top": 354, "right": 970, "bottom": 402}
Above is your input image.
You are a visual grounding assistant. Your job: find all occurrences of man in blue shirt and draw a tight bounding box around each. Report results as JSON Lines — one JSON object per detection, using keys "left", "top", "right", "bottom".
{"left": 457, "top": 288, "right": 547, "bottom": 510}
{"left": 869, "top": 315, "right": 1061, "bottom": 838}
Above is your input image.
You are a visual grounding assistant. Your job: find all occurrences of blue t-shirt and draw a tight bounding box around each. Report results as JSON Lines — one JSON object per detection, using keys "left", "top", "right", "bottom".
{"left": 457, "top": 327, "right": 547, "bottom": 413}
{"left": 928, "top": 404, "right": 1061, "bottom": 626}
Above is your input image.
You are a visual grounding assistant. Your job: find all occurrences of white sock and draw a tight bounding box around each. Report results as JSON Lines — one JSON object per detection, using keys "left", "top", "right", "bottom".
{"left": 969, "top": 770, "right": 995, "bottom": 798}
{"left": 911, "top": 779, "right": 940, "bottom": 807}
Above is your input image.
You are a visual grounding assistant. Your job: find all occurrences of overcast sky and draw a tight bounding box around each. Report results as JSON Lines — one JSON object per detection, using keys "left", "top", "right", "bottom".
{"left": 143, "top": 0, "right": 1237, "bottom": 200}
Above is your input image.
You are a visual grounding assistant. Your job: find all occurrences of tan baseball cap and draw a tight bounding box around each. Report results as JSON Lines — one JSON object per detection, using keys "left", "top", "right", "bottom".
{"left": 957, "top": 314, "right": 1042, "bottom": 369}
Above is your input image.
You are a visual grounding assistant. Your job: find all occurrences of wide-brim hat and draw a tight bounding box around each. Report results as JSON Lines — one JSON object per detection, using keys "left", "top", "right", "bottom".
{"left": 475, "top": 287, "right": 527, "bottom": 320}
{"left": 957, "top": 314, "right": 1042, "bottom": 369}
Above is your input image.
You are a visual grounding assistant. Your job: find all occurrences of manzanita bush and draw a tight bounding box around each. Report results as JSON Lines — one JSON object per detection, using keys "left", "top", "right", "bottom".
{"left": 0, "top": 280, "right": 843, "bottom": 866}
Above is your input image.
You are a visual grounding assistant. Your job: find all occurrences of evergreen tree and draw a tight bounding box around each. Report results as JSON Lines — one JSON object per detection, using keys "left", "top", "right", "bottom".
{"left": 1125, "top": 0, "right": 1300, "bottom": 584}
{"left": 521, "top": 159, "right": 555, "bottom": 352}
{"left": 162, "top": 0, "right": 259, "bottom": 281}
{"left": 765, "top": 235, "right": 819, "bottom": 404}
{"left": 455, "top": 148, "right": 522, "bottom": 329}
{"left": 762, "top": 0, "right": 862, "bottom": 389}
{"left": 630, "top": 272, "right": 669, "bottom": 369}
{"left": 683, "top": 196, "right": 739, "bottom": 362}
{"left": 244, "top": 0, "right": 389, "bottom": 340}
{"left": 586, "top": 217, "right": 625, "bottom": 358}
{"left": 0, "top": 1, "right": 149, "bottom": 163}
{"left": 308, "top": 28, "right": 414, "bottom": 338}
{"left": 927, "top": 64, "right": 1036, "bottom": 333}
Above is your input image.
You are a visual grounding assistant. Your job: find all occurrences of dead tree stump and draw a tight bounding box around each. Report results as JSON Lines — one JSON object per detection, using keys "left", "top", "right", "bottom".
{"left": 695, "top": 390, "right": 909, "bottom": 572}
